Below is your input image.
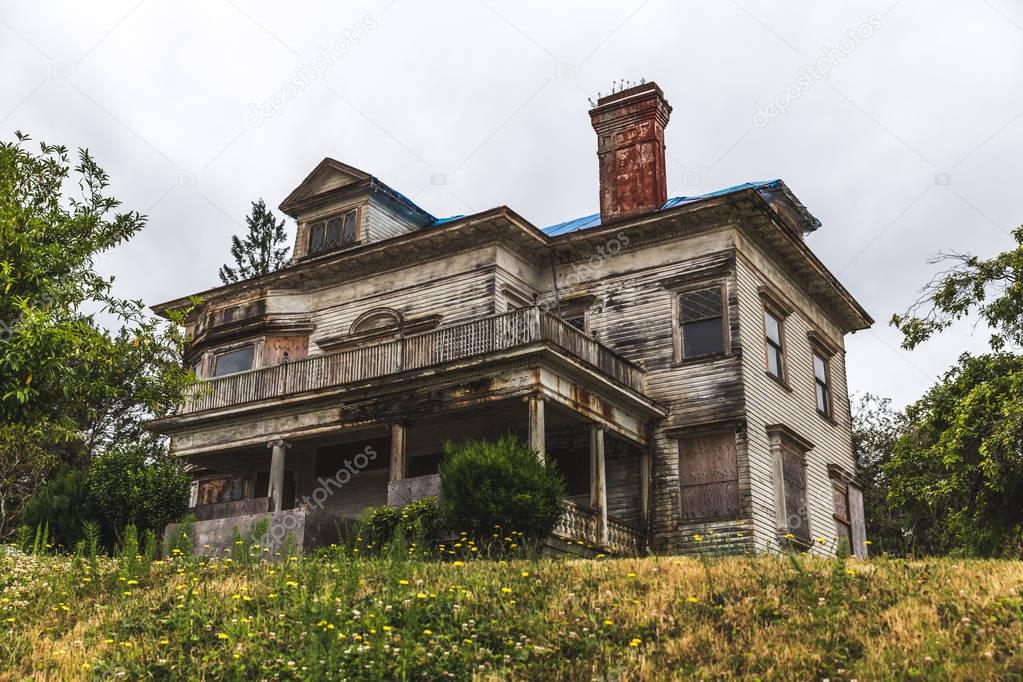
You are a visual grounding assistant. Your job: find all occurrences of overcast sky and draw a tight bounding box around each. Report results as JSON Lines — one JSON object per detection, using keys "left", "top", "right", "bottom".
{"left": 3, "top": 0, "right": 1021, "bottom": 408}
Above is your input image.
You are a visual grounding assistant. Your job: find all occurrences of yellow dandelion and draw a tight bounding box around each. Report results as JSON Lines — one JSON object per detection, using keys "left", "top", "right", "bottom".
{"left": 501, "top": 587, "right": 512, "bottom": 594}
{"left": 603, "top": 619, "right": 613, "bottom": 626}
{"left": 521, "top": 570, "right": 529, "bottom": 577}
{"left": 422, "top": 629, "right": 433, "bottom": 636}
{"left": 693, "top": 534, "right": 702, "bottom": 542}
{"left": 687, "top": 596, "right": 699, "bottom": 604}
{"left": 627, "top": 572, "right": 637, "bottom": 578}
{"left": 629, "top": 638, "right": 642, "bottom": 647}
{"left": 398, "top": 579, "right": 410, "bottom": 586}
{"left": 216, "top": 633, "right": 229, "bottom": 640}
{"left": 453, "top": 561, "right": 464, "bottom": 567}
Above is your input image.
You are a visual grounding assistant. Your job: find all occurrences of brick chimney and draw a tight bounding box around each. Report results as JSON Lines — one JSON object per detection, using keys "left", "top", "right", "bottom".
{"left": 589, "top": 82, "right": 672, "bottom": 223}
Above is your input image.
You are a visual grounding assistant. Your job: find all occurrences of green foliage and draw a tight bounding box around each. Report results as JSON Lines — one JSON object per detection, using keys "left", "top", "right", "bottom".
{"left": 0, "top": 132, "right": 195, "bottom": 539}
{"left": 218, "top": 198, "right": 290, "bottom": 284}
{"left": 86, "top": 442, "right": 189, "bottom": 543}
{"left": 885, "top": 353, "right": 1023, "bottom": 556}
{"left": 888, "top": 228, "right": 1023, "bottom": 557}
{"left": 439, "top": 435, "right": 566, "bottom": 542}
{"left": 359, "top": 497, "right": 443, "bottom": 553}
{"left": 892, "top": 225, "right": 1023, "bottom": 350}
{"left": 20, "top": 466, "right": 100, "bottom": 551}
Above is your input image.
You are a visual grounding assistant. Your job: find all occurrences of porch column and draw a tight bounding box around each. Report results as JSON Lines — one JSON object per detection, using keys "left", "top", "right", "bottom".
{"left": 266, "top": 439, "right": 291, "bottom": 512}
{"left": 527, "top": 396, "right": 546, "bottom": 462}
{"left": 390, "top": 422, "right": 407, "bottom": 483}
{"left": 639, "top": 450, "right": 651, "bottom": 528}
{"left": 589, "top": 424, "right": 608, "bottom": 546}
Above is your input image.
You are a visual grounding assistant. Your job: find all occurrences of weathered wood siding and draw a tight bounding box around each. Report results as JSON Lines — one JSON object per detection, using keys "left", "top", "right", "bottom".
{"left": 543, "top": 227, "right": 754, "bottom": 551}
{"left": 305, "top": 248, "right": 499, "bottom": 353}
{"left": 733, "top": 233, "right": 855, "bottom": 556}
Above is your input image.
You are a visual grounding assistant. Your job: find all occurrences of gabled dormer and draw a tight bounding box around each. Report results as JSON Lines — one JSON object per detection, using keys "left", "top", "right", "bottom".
{"left": 279, "top": 158, "right": 436, "bottom": 262}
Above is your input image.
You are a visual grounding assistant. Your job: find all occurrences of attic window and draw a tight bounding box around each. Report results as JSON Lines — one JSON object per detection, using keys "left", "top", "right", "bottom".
{"left": 308, "top": 209, "right": 358, "bottom": 255}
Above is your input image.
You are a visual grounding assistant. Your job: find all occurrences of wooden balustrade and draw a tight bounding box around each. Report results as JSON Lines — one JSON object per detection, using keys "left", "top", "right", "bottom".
{"left": 181, "top": 307, "right": 645, "bottom": 415}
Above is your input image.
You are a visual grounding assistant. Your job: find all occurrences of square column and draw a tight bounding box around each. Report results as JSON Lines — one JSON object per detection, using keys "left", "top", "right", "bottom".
{"left": 589, "top": 424, "right": 608, "bottom": 546}
{"left": 389, "top": 422, "right": 407, "bottom": 483}
{"left": 266, "top": 439, "right": 291, "bottom": 512}
{"left": 527, "top": 396, "right": 546, "bottom": 462}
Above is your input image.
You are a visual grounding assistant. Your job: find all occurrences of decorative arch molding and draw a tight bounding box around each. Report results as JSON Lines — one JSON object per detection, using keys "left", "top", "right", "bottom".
{"left": 349, "top": 307, "right": 404, "bottom": 336}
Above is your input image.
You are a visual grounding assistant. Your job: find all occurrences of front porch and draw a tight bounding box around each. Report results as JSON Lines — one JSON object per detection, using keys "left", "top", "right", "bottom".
{"left": 167, "top": 398, "right": 650, "bottom": 556}
{"left": 154, "top": 307, "right": 665, "bottom": 556}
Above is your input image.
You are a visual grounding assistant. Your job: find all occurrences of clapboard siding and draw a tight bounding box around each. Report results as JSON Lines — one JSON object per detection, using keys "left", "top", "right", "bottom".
{"left": 733, "top": 238, "right": 856, "bottom": 556}
{"left": 542, "top": 228, "right": 752, "bottom": 550}
{"left": 306, "top": 247, "right": 499, "bottom": 353}
{"left": 363, "top": 198, "right": 419, "bottom": 242}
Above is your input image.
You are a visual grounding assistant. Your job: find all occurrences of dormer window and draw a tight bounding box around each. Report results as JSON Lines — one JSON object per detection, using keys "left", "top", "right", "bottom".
{"left": 308, "top": 209, "right": 358, "bottom": 255}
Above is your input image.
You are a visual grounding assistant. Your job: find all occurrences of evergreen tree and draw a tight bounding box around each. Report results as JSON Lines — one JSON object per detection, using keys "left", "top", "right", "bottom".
{"left": 218, "top": 199, "right": 290, "bottom": 284}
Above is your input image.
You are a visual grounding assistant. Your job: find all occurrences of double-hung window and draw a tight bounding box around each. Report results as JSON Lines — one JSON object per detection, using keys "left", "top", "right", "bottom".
{"left": 678, "top": 286, "right": 726, "bottom": 359}
{"left": 814, "top": 352, "right": 832, "bottom": 417}
{"left": 764, "top": 309, "right": 785, "bottom": 380}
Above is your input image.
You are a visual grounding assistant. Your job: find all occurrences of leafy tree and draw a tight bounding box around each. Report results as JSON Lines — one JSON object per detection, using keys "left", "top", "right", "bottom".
{"left": 218, "top": 198, "right": 290, "bottom": 284}
{"left": 885, "top": 354, "right": 1023, "bottom": 556}
{"left": 892, "top": 225, "right": 1023, "bottom": 351}
{"left": 0, "top": 132, "right": 194, "bottom": 539}
{"left": 439, "top": 435, "right": 566, "bottom": 543}
{"left": 887, "top": 225, "right": 1023, "bottom": 556}
{"left": 86, "top": 440, "right": 189, "bottom": 544}
{"left": 20, "top": 465, "right": 98, "bottom": 551}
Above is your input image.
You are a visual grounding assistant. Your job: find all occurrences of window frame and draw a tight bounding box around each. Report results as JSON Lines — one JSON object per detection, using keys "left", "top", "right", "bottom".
{"left": 762, "top": 307, "right": 787, "bottom": 384}
{"left": 212, "top": 344, "right": 256, "bottom": 377}
{"left": 673, "top": 282, "right": 729, "bottom": 363}
{"left": 831, "top": 477, "right": 853, "bottom": 551}
{"left": 306, "top": 206, "right": 361, "bottom": 256}
{"left": 812, "top": 351, "right": 833, "bottom": 419}
{"left": 767, "top": 425, "right": 814, "bottom": 550}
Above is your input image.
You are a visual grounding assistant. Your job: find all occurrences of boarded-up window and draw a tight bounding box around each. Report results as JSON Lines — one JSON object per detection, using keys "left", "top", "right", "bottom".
{"left": 782, "top": 445, "right": 810, "bottom": 543}
{"left": 678, "top": 287, "right": 726, "bottom": 359}
{"left": 678, "top": 432, "right": 739, "bottom": 520}
{"left": 830, "top": 467, "right": 868, "bottom": 558}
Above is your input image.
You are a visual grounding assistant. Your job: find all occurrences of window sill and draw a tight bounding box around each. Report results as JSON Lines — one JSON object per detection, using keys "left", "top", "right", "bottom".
{"left": 672, "top": 352, "right": 731, "bottom": 368}
{"left": 765, "top": 370, "right": 792, "bottom": 392}
{"left": 816, "top": 410, "right": 839, "bottom": 427}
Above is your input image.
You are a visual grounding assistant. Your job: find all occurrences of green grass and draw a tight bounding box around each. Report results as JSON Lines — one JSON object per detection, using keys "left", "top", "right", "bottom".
{"left": 1, "top": 542, "right": 1022, "bottom": 680}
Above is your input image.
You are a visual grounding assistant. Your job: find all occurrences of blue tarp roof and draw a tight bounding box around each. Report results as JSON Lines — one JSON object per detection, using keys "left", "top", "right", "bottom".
{"left": 540, "top": 180, "right": 780, "bottom": 236}
{"left": 424, "top": 180, "right": 783, "bottom": 235}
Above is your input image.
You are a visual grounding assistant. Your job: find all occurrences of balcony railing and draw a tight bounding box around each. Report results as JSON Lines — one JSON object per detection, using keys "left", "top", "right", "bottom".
{"left": 552, "top": 500, "right": 644, "bottom": 555}
{"left": 181, "top": 307, "right": 645, "bottom": 415}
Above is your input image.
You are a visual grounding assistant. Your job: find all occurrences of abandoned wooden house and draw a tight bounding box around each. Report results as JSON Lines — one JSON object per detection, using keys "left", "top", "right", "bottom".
{"left": 150, "top": 81, "right": 872, "bottom": 558}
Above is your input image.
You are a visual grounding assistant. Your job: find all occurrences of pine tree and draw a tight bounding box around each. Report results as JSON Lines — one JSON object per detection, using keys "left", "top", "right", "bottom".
{"left": 218, "top": 199, "right": 290, "bottom": 284}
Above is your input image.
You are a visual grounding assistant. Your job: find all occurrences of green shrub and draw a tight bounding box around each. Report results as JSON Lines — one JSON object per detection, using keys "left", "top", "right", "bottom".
{"left": 439, "top": 435, "right": 565, "bottom": 542}
{"left": 359, "top": 496, "right": 443, "bottom": 554}
{"left": 86, "top": 443, "right": 189, "bottom": 544}
{"left": 20, "top": 465, "right": 102, "bottom": 550}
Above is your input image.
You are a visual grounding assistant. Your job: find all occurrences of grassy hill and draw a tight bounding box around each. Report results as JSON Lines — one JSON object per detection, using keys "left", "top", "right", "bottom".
{"left": 1, "top": 543, "right": 1022, "bottom": 680}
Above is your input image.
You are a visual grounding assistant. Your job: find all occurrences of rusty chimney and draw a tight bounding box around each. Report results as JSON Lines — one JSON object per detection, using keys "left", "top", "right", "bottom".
{"left": 589, "top": 81, "right": 672, "bottom": 223}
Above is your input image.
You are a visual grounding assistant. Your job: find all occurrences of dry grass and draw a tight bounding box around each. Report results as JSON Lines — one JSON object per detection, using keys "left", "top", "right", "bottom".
{"left": 1, "top": 547, "right": 1022, "bottom": 680}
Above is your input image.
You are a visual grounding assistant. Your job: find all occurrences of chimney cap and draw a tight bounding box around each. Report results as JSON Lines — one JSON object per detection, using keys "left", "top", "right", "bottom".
{"left": 589, "top": 80, "right": 670, "bottom": 114}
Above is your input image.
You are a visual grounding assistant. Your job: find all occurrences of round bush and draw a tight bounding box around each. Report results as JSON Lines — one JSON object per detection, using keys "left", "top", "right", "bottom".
{"left": 439, "top": 435, "right": 566, "bottom": 542}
